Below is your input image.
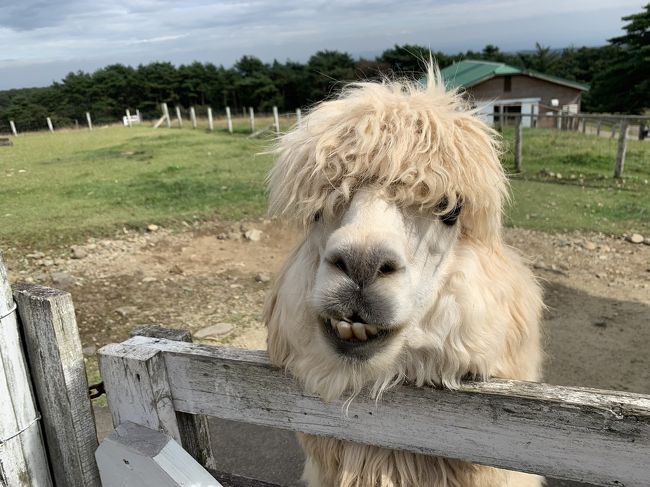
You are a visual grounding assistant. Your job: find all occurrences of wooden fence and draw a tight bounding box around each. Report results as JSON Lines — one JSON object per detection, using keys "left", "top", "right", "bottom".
{"left": 502, "top": 113, "right": 644, "bottom": 178}
{"left": 2, "top": 251, "right": 650, "bottom": 487}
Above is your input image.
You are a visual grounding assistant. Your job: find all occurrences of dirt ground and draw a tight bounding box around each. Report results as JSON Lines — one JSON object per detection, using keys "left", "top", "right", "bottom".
{"left": 5, "top": 218, "right": 650, "bottom": 394}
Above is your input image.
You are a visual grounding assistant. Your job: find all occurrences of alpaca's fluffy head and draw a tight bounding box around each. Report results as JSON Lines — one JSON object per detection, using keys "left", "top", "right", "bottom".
{"left": 264, "top": 74, "right": 527, "bottom": 402}
{"left": 268, "top": 71, "right": 506, "bottom": 247}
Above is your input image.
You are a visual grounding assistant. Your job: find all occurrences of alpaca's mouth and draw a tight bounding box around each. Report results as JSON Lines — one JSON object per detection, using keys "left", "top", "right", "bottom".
{"left": 320, "top": 316, "right": 394, "bottom": 358}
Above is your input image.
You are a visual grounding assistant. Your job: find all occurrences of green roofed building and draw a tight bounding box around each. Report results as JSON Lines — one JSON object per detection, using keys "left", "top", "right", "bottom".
{"left": 435, "top": 60, "right": 589, "bottom": 128}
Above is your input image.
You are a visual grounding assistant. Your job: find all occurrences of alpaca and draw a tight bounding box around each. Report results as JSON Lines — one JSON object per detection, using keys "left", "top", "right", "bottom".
{"left": 263, "top": 70, "right": 543, "bottom": 487}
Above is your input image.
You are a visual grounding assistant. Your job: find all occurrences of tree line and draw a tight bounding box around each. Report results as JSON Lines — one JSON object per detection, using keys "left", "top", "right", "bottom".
{"left": 1, "top": 4, "right": 647, "bottom": 133}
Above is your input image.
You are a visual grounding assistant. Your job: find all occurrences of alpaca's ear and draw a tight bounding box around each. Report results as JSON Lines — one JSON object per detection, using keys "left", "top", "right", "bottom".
{"left": 263, "top": 239, "right": 318, "bottom": 367}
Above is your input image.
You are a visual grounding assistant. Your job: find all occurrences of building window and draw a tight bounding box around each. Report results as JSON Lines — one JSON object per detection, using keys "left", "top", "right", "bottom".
{"left": 504, "top": 76, "right": 512, "bottom": 92}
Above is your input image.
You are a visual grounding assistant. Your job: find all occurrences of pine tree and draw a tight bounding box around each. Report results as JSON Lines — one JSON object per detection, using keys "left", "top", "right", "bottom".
{"left": 588, "top": 4, "right": 650, "bottom": 113}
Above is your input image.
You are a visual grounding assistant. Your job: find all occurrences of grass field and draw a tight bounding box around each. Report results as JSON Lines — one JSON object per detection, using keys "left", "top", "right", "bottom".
{"left": 1, "top": 123, "right": 649, "bottom": 250}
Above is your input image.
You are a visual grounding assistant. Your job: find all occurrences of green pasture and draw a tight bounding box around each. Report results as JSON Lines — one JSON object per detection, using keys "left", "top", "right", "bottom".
{"left": 1, "top": 123, "right": 648, "bottom": 251}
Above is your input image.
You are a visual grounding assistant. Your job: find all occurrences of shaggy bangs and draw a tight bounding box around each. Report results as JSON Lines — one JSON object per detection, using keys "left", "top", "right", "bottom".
{"left": 268, "top": 68, "right": 508, "bottom": 246}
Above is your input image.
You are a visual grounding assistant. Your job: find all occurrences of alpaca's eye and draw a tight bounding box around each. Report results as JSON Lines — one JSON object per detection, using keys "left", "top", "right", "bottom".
{"left": 436, "top": 197, "right": 462, "bottom": 226}
{"left": 313, "top": 211, "right": 322, "bottom": 223}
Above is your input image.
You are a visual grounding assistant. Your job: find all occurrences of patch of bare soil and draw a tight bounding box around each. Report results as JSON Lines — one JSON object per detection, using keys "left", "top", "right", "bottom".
{"left": 5, "top": 220, "right": 650, "bottom": 394}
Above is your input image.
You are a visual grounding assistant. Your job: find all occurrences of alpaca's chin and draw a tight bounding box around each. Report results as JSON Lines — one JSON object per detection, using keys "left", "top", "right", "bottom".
{"left": 319, "top": 316, "right": 401, "bottom": 361}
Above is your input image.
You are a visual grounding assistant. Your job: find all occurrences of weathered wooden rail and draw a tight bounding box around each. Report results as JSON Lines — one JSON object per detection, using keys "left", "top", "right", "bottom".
{"left": 98, "top": 335, "right": 650, "bottom": 487}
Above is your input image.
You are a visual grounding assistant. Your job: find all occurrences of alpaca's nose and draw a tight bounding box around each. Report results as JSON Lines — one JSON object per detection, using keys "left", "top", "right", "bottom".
{"left": 325, "top": 245, "right": 405, "bottom": 286}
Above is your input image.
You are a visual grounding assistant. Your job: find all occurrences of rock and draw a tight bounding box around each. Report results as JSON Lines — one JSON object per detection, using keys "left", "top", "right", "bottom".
{"left": 593, "top": 320, "right": 607, "bottom": 328}
{"left": 51, "top": 271, "right": 75, "bottom": 288}
{"left": 26, "top": 252, "right": 45, "bottom": 259}
{"left": 255, "top": 272, "right": 271, "bottom": 283}
{"left": 582, "top": 241, "right": 596, "bottom": 251}
{"left": 194, "top": 323, "right": 235, "bottom": 340}
{"left": 216, "top": 233, "right": 228, "bottom": 240}
{"left": 626, "top": 233, "right": 644, "bottom": 244}
{"left": 644, "top": 238, "right": 650, "bottom": 246}
{"left": 71, "top": 245, "right": 87, "bottom": 259}
{"left": 146, "top": 224, "right": 159, "bottom": 232}
{"left": 54, "top": 258, "right": 66, "bottom": 265}
{"left": 533, "top": 261, "right": 547, "bottom": 270}
{"left": 227, "top": 231, "right": 242, "bottom": 241}
{"left": 115, "top": 306, "right": 138, "bottom": 318}
{"left": 244, "top": 229, "right": 263, "bottom": 242}
{"left": 142, "top": 277, "right": 157, "bottom": 283}
{"left": 41, "top": 259, "right": 54, "bottom": 267}
{"left": 240, "top": 223, "right": 252, "bottom": 232}
{"left": 82, "top": 345, "right": 97, "bottom": 356}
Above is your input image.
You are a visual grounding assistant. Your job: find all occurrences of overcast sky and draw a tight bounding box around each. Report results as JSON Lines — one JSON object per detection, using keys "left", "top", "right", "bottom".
{"left": 0, "top": 0, "right": 644, "bottom": 90}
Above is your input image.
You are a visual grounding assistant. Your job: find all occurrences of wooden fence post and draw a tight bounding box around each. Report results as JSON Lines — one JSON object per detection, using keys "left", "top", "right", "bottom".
{"left": 225, "top": 106, "right": 233, "bottom": 133}
{"left": 14, "top": 284, "right": 101, "bottom": 487}
{"left": 249, "top": 107, "right": 255, "bottom": 133}
{"left": 582, "top": 118, "right": 587, "bottom": 134}
{"left": 610, "top": 123, "right": 616, "bottom": 139}
{"left": 190, "top": 107, "right": 197, "bottom": 129}
{"left": 86, "top": 112, "right": 93, "bottom": 130}
{"left": 207, "top": 107, "right": 214, "bottom": 131}
{"left": 46, "top": 117, "right": 54, "bottom": 132}
{"left": 0, "top": 254, "right": 53, "bottom": 487}
{"left": 99, "top": 343, "right": 182, "bottom": 442}
{"left": 596, "top": 120, "right": 601, "bottom": 136}
{"left": 126, "top": 109, "right": 132, "bottom": 128}
{"left": 9, "top": 120, "right": 17, "bottom": 136}
{"left": 514, "top": 116, "right": 523, "bottom": 173}
{"left": 162, "top": 103, "right": 171, "bottom": 128}
{"left": 273, "top": 106, "right": 280, "bottom": 135}
{"left": 614, "top": 120, "right": 629, "bottom": 178}
{"left": 175, "top": 106, "right": 183, "bottom": 128}
{"left": 129, "top": 325, "right": 216, "bottom": 469}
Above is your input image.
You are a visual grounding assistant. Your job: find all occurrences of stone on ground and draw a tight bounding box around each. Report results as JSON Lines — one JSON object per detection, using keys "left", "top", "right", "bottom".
{"left": 195, "top": 323, "right": 235, "bottom": 340}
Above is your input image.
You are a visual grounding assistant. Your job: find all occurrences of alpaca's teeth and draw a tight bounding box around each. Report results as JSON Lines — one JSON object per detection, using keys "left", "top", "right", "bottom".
{"left": 351, "top": 322, "right": 368, "bottom": 341}
{"left": 365, "top": 324, "right": 378, "bottom": 336}
{"left": 336, "top": 321, "right": 353, "bottom": 339}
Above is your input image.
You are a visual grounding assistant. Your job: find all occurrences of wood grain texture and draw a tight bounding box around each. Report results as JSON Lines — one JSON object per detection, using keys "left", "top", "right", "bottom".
{"left": 13, "top": 283, "right": 101, "bottom": 487}
{"left": 131, "top": 325, "right": 216, "bottom": 470}
{"left": 99, "top": 343, "right": 182, "bottom": 443}
{"left": 96, "top": 421, "right": 220, "bottom": 487}
{"left": 0, "top": 254, "right": 52, "bottom": 487}
{"left": 101, "top": 336, "right": 650, "bottom": 486}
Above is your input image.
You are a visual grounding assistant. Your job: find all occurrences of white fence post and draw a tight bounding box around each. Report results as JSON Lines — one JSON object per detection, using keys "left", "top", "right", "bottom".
{"left": 207, "top": 107, "right": 214, "bottom": 131}
{"left": 175, "top": 106, "right": 183, "bottom": 128}
{"left": 86, "top": 112, "right": 93, "bottom": 130}
{"left": 190, "top": 107, "right": 197, "bottom": 129}
{"left": 9, "top": 120, "right": 17, "bottom": 136}
{"left": 46, "top": 117, "right": 54, "bottom": 132}
{"left": 273, "top": 106, "right": 280, "bottom": 135}
{"left": 225, "top": 106, "right": 233, "bottom": 133}
{"left": 296, "top": 108, "right": 302, "bottom": 126}
{"left": 99, "top": 343, "right": 182, "bottom": 443}
{"left": 14, "top": 283, "right": 101, "bottom": 487}
{"left": 126, "top": 109, "right": 132, "bottom": 128}
{"left": 249, "top": 107, "right": 255, "bottom": 133}
{"left": 162, "top": 103, "right": 171, "bottom": 128}
{"left": 136, "top": 109, "right": 141, "bottom": 122}
{"left": 0, "top": 254, "right": 53, "bottom": 487}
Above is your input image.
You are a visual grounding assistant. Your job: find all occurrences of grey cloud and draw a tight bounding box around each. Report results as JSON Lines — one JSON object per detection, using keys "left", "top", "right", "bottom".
{"left": 0, "top": 0, "right": 644, "bottom": 89}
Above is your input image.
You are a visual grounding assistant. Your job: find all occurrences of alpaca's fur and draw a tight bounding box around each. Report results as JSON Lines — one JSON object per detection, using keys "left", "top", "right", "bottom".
{"left": 264, "top": 71, "right": 543, "bottom": 487}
